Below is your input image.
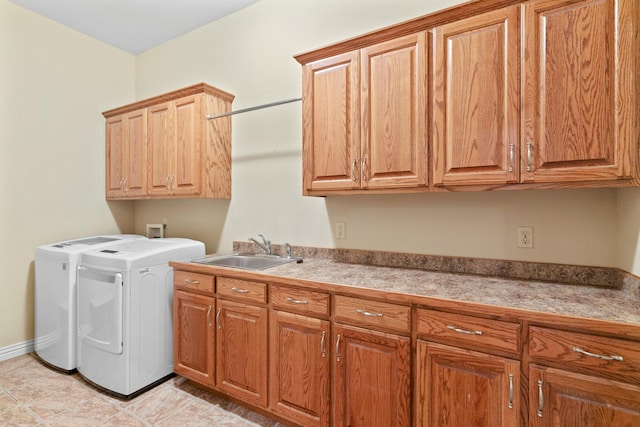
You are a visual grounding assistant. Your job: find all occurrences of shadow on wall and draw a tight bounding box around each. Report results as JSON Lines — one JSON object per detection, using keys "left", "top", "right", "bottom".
{"left": 132, "top": 199, "right": 231, "bottom": 254}
{"left": 25, "top": 261, "right": 35, "bottom": 341}
{"left": 107, "top": 200, "right": 136, "bottom": 234}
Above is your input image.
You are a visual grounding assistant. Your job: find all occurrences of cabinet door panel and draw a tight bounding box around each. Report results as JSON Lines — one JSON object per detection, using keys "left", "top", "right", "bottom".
{"left": 333, "top": 324, "right": 410, "bottom": 427}
{"left": 270, "top": 311, "right": 330, "bottom": 427}
{"left": 173, "top": 290, "right": 214, "bottom": 387}
{"left": 106, "top": 116, "right": 125, "bottom": 197}
{"left": 124, "top": 110, "right": 147, "bottom": 196}
{"left": 147, "top": 102, "right": 174, "bottom": 196}
{"left": 416, "top": 341, "right": 520, "bottom": 427}
{"left": 302, "top": 51, "right": 360, "bottom": 192}
{"left": 216, "top": 299, "right": 268, "bottom": 408}
{"left": 432, "top": 6, "right": 520, "bottom": 186}
{"left": 173, "top": 95, "right": 201, "bottom": 196}
{"left": 361, "top": 32, "right": 427, "bottom": 189}
{"left": 522, "top": 0, "right": 635, "bottom": 183}
{"left": 530, "top": 365, "right": 640, "bottom": 427}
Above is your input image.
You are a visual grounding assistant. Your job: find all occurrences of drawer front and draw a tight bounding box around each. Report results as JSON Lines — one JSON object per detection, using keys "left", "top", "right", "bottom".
{"left": 416, "top": 308, "right": 521, "bottom": 355}
{"left": 334, "top": 295, "right": 410, "bottom": 333}
{"left": 174, "top": 270, "right": 215, "bottom": 294}
{"left": 270, "top": 285, "right": 330, "bottom": 317}
{"left": 217, "top": 277, "right": 267, "bottom": 304}
{"left": 529, "top": 326, "right": 640, "bottom": 384}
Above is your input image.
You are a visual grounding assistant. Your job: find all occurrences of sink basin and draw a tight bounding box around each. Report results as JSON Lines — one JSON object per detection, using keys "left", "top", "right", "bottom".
{"left": 192, "top": 253, "right": 296, "bottom": 271}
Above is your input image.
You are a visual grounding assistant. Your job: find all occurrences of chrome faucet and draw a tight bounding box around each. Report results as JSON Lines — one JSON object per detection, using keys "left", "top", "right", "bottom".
{"left": 249, "top": 234, "right": 271, "bottom": 255}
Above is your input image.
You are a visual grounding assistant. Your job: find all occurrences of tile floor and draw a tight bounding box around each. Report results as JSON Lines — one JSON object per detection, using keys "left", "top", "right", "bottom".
{"left": 0, "top": 354, "right": 284, "bottom": 426}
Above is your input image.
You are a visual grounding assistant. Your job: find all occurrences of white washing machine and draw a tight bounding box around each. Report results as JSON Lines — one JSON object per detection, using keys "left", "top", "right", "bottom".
{"left": 34, "top": 234, "right": 145, "bottom": 372}
{"left": 76, "top": 238, "right": 205, "bottom": 399}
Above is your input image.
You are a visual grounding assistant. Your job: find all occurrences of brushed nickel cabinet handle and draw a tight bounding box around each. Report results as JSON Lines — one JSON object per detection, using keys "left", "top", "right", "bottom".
{"left": 508, "top": 374, "right": 514, "bottom": 409}
{"left": 509, "top": 144, "right": 515, "bottom": 173}
{"left": 527, "top": 143, "right": 533, "bottom": 172}
{"left": 320, "top": 331, "right": 326, "bottom": 358}
{"left": 231, "top": 287, "right": 249, "bottom": 294}
{"left": 447, "top": 325, "right": 483, "bottom": 335}
{"left": 352, "top": 159, "right": 358, "bottom": 181}
{"left": 184, "top": 278, "right": 200, "bottom": 285}
{"left": 216, "top": 307, "right": 221, "bottom": 330}
{"left": 286, "top": 297, "right": 308, "bottom": 305}
{"left": 356, "top": 309, "right": 383, "bottom": 317}
{"left": 206, "top": 306, "right": 212, "bottom": 327}
{"left": 537, "top": 380, "right": 544, "bottom": 417}
{"left": 335, "top": 334, "right": 341, "bottom": 362}
{"left": 165, "top": 176, "right": 171, "bottom": 190}
{"left": 573, "top": 346, "right": 624, "bottom": 362}
{"left": 362, "top": 157, "right": 367, "bottom": 181}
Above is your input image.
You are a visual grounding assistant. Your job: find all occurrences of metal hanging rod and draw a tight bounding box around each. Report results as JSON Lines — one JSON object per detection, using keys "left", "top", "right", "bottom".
{"left": 206, "top": 97, "right": 302, "bottom": 120}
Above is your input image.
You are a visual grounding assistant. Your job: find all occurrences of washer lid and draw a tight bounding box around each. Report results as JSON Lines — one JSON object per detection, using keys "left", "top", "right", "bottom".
{"left": 78, "top": 238, "right": 205, "bottom": 269}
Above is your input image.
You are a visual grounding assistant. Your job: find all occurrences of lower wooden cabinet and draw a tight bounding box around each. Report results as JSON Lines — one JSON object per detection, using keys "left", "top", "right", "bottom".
{"left": 416, "top": 341, "right": 520, "bottom": 427}
{"left": 529, "top": 365, "right": 640, "bottom": 426}
{"left": 269, "top": 310, "right": 330, "bottom": 427}
{"left": 173, "top": 267, "right": 640, "bottom": 427}
{"left": 215, "top": 298, "right": 268, "bottom": 408}
{"left": 333, "top": 323, "right": 411, "bottom": 427}
{"left": 173, "top": 290, "right": 215, "bottom": 387}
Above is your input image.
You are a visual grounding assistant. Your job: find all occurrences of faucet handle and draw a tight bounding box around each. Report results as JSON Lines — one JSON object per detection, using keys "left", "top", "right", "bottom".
{"left": 258, "top": 234, "right": 270, "bottom": 245}
{"left": 284, "top": 243, "right": 292, "bottom": 258}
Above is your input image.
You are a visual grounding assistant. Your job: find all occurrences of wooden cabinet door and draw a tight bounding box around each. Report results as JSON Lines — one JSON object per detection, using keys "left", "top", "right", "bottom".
{"left": 269, "top": 311, "right": 330, "bottom": 427}
{"left": 106, "top": 115, "right": 126, "bottom": 198}
{"left": 416, "top": 341, "right": 520, "bottom": 427}
{"left": 432, "top": 5, "right": 520, "bottom": 187}
{"left": 173, "top": 290, "right": 214, "bottom": 387}
{"left": 529, "top": 365, "right": 640, "bottom": 426}
{"left": 361, "top": 32, "right": 427, "bottom": 190}
{"left": 147, "top": 102, "right": 174, "bottom": 196}
{"left": 173, "top": 95, "right": 202, "bottom": 196}
{"left": 106, "top": 111, "right": 147, "bottom": 198}
{"left": 302, "top": 51, "right": 360, "bottom": 193}
{"left": 522, "top": 0, "right": 636, "bottom": 183}
{"left": 333, "top": 324, "right": 411, "bottom": 427}
{"left": 215, "top": 299, "right": 268, "bottom": 408}
{"left": 123, "top": 109, "right": 147, "bottom": 197}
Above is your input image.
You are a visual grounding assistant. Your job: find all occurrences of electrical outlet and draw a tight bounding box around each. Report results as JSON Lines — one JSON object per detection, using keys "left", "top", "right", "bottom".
{"left": 517, "top": 226, "right": 534, "bottom": 248}
{"left": 335, "top": 222, "right": 346, "bottom": 239}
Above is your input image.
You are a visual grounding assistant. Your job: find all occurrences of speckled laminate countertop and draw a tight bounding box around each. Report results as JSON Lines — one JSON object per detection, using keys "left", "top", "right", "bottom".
{"left": 254, "top": 257, "right": 640, "bottom": 325}
{"left": 175, "top": 243, "right": 640, "bottom": 328}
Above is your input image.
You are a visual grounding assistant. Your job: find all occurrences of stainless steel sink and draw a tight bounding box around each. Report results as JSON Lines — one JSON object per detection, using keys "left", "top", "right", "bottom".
{"left": 192, "top": 252, "right": 296, "bottom": 271}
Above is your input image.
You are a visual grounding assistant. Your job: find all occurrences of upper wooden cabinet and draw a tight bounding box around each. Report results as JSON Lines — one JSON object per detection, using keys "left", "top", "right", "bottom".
{"left": 295, "top": 0, "right": 639, "bottom": 194}
{"left": 521, "top": 0, "right": 636, "bottom": 184}
{"left": 103, "top": 83, "right": 234, "bottom": 200}
{"left": 105, "top": 110, "right": 147, "bottom": 198}
{"left": 432, "top": 6, "right": 521, "bottom": 187}
{"left": 299, "top": 33, "right": 427, "bottom": 195}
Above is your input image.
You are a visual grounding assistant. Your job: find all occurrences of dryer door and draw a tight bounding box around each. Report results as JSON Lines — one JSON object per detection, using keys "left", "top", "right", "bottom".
{"left": 77, "top": 266, "right": 123, "bottom": 355}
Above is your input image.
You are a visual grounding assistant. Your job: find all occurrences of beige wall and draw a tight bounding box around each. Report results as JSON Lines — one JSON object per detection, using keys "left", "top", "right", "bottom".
{"left": 2, "top": 0, "right": 639, "bottom": 350}
{"left": 132, "top": 0, "right": 628, "bottom": 269}
{"left": 0, "top": 1, "right": 136, "bottom": 348}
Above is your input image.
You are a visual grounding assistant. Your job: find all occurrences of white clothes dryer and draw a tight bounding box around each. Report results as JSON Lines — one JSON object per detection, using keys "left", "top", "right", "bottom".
{"left": 76, "top": 238, "right": 204, "bottom": 398}
{"left": 34, "top": 234, "right": 145, "bottom": 372}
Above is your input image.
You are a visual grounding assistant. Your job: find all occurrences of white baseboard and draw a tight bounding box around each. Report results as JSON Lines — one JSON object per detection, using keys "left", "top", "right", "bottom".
{"left": 0, "top": 340, "right": 34, "bottom": 362}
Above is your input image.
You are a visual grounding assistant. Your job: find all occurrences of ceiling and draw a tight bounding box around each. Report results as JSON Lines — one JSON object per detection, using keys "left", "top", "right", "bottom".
{"left": 8, "top": 0, "right": 263, "bottom": 54}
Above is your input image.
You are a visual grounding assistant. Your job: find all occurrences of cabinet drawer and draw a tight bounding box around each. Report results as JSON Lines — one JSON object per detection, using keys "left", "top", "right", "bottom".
{"left": 174, "top": 270, "right": 214, "bottom": 294}
{"left": 416, "top": 309, "right": 521, "bottom": 355}
{"left": 334, "top": 295, "right": 410, "bottom": 333}
{"left": 529, "top": 326, "right": 640, "bottom": 384}
{"left": 217, "top": 277, "right": 266, "bottom": 304}
{"left": 270, "top": 285, "right": 330, "bottom": 317}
